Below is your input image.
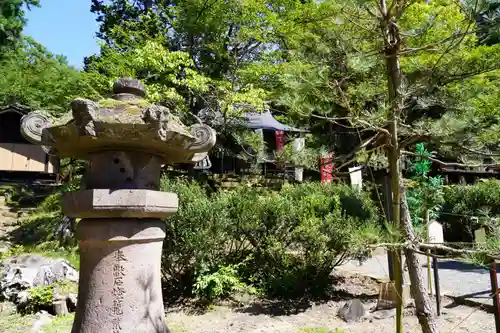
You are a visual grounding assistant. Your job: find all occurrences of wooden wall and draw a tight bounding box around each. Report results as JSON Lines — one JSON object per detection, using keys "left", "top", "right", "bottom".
{"left": 0, "top": 143, "right": 54, "bottom": 173}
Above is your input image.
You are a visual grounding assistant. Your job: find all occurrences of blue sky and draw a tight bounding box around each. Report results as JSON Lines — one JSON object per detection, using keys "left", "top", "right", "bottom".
{"left": 23, "top": 1, "right": 101, "bottom": 68}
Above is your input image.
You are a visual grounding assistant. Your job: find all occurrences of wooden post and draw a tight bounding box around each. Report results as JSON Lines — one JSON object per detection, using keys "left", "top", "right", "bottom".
{"left": 428, "top": 219, "right": 444, "bottom": 316}
{"left": 432, "top": 257, "right": 441, "bottom": 316}
{"left": 384, "top": 174, "right": 395, "bottom": 281}
{"left": 53, "top": 287, "right": 68, "bottom": 316}
{"left": 53, "top": 298, "right": 69, "bottom": 316}
{"left": 427, "top": 251, "right": 433, "bottom": 295}
{"left": 425, "top": 211, "right": 432, "bottom": 296}
{"left": 490, "top": 260, "right": 500, "bottom": 333}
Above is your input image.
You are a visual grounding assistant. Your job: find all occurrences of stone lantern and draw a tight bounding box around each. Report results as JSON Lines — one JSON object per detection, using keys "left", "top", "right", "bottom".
{"left": 20, "top": 78, "right": 216, "bottom": 333}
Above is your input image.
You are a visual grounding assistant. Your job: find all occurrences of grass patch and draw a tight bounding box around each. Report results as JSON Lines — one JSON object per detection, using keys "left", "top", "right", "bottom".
{"left": 42, "top": 313, "right": 74, "bottom": 333}
{"left": 0, "top": 242, "right": 79, "bottom": 269}
{"left": 0, "top": 312, "right": 37, "bottom": 333}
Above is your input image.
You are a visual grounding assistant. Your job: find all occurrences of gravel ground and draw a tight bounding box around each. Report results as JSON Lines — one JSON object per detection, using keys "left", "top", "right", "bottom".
{"left": 166, "top": 297, "right": 494, "bottom": 333}
{"left": 1, "top": 297, "right": 495, "bottom": 333}
{"left": 0, "top": 271, "right": 495, "bottom": 333}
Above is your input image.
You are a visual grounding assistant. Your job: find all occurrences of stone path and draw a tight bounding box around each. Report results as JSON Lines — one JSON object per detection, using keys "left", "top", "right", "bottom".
{"left": 336, "top": 249, "right": 500, "bottom": 308}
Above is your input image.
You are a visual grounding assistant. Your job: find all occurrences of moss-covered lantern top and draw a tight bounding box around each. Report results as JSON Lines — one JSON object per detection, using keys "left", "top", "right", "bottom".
{"left": 20, "top": 78, "right": 216, "bottom": 164}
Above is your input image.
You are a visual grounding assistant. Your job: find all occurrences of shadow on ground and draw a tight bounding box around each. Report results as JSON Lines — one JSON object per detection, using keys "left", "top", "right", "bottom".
{"left": 165, "top": 273, "right": 381, "bottom": 317}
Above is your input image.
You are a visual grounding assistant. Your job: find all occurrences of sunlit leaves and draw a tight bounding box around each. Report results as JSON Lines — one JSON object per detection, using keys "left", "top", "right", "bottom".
{"left": 0, "top": 37, "right": 98, "bottom": 113}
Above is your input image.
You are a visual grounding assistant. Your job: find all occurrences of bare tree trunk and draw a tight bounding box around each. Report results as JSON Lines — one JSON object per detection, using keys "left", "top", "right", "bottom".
{"left": 401, "top": 186, "right": 439, "bottom": 333}
{"left": 379, "top": 0, "right": 405, "bottom": 331}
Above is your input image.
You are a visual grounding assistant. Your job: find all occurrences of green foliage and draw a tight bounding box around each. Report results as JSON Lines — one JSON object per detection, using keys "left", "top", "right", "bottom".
{"left": 160, "top": 176, "right": 382, "bottom": 298}
{"left": 406, "top": 143, "right": 444, "bottom": 226}
{"left": 193, "top": 265, "right": 256, "bottom": 301}
{"left": 85, "top": 40, "right": 210, "bottom": 110}
{"left": 0, "top": 0, "right": 39, "bottom": 51}
{"left": 0, "top": 183, "right": 58, "bottom": 208}
{"left": 0, "top": 37, "right": 99, "bottom": 113}
{"left": 467, "top": 229, "right": 500, "bottom": 266}
{"left": 22, "top": 284, "right": 53, "bottom": 314}
{"left": 440, "top": 180, "right": 500, "bottom": 241}
{"left": 5, "top": 183, "right": 80, "bottom": 259}
{"left": 41, "top": 314, "right": 74, "bottom": 333}
{"left": 0, "top": 242, "right": 79, "bottom": 269}
{"left": 19, "top": 280, "right": 77, "bottom": 315}
{"left": 0, "top": 312, "right": 37, "bottom": 333}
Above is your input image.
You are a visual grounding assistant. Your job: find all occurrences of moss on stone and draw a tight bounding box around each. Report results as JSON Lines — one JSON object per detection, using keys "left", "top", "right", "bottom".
{"left": 123, "top": 105, "right": 142, "bottom": 115}
{"left": 98, "top": 98, "right": 149, "bottom": 109}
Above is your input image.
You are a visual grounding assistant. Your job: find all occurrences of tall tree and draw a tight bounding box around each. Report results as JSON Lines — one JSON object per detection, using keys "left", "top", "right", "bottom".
{"left": 241, "top": 1, "right": 499, "bottom": 332}
{"left": 87, "top": 1, "right": 307, "bottom": 80}
{"left": 0, "top": 0, "right": 39, "bottom": 51}
{"left": 0, "top": 37, "right": 98, "bottom": 113}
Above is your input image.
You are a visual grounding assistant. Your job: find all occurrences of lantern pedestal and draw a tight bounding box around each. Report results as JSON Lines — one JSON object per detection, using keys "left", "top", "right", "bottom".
{"left": 71, "top": 218, "right": 168, "bottom": 333}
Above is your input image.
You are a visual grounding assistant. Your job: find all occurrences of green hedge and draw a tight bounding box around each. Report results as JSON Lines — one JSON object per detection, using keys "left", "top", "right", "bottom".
{"left": 160, "top": 177, "right": 382, "bottom": 298}
{"left": 440, "top": 179, "right": 500, "bottom": 242}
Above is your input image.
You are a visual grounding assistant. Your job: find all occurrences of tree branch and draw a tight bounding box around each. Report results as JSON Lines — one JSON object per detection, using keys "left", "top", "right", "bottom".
{"left": 371, "top": 243, "right": 500, "bottom": 261}
{"left": 401, "top": 150, "right": 500, "bottom": 168}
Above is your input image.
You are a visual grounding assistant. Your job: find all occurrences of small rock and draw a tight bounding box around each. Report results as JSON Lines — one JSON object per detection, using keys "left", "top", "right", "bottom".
{"left": 16, "top": 290, "right": 30, "bottom": 305}
{"left": 372, "top": 308, "right": 396, "bottom": 319}
{"left": 337, "top": 299, "right": 366, "bottom": 322}
{"left": 0, "top": 254, "right": 79, "bottom": 306}
{"left": 0, "top": 301, "right": 16, "bottom": 315}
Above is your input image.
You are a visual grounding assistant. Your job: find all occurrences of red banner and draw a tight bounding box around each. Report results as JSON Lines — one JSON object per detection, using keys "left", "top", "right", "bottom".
{"left": 275, "top": 130, "right": 285, "bottom": 152}
{"left": 320, "top": 153, "right": 335, "bottom": 183}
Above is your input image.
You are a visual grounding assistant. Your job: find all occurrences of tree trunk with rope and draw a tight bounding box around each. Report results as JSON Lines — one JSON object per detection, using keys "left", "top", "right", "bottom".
{"left": 380, "top": 0, "right": 405, "bottom": 331}
{"left": 401, "top": 185, "right": 439, "bottom": 333}
{"left": 379, "top": 1, "right": 439, "bottom": 332}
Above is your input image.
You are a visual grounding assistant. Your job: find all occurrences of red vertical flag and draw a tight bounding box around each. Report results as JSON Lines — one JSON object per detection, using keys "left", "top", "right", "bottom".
{"left": 320, "top": 152, "right": 335, "bottom": 183}
{"left": 275, "top": 130, "right": 285, "bottom": 152}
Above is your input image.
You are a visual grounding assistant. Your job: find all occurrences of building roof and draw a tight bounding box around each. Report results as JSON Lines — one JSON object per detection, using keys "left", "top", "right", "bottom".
{"left": 243, "top": 111, "right": 306, "bottom": 132}
{"left": 0, "top": 104, "right": 31, "bottom": 116}
{"left": 198, "top": 104, "right": 308, "bottom": 132}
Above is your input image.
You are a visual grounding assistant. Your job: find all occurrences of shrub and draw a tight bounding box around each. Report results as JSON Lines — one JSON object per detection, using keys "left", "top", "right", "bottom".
{"left": 440, "top": 180, "right": 500, "bottom": 242}
{"left": 19, "top": 280, "right": 78, "bottom": 314}
{"left": 193, "top": 264, "right": 256, "bottom": 301}
{"left": 223, "top": 183, "right": 381, "bottom": 296}
{"left": 405, "top": 143, "right": 445, "bottom": 227}
{"left": 21, "top": 285, "right": 54, "bottom": 314}
{"left": 160, "top": 177, "right": 230, "bottom": 297}
{"left": 160, "top": 176, "right": 382, "bottom": 298}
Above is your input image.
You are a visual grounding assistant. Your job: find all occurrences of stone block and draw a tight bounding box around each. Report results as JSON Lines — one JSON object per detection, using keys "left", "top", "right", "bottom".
{"left": 62, "top": 189, "right": 178, "bottom": 219}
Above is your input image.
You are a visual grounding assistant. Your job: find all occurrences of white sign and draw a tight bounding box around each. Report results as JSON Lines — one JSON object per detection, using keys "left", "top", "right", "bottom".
{"left": 427, "top": 221, "right": 444, "bottom": 244}
{"left": 293, "top": 137, "right": 305, "bottom": 182}
{"left": 474, "top": 228, "right": 486, "bottom": 244}
{"left": 349, "top": 166, "right": 363, "bottom": 191}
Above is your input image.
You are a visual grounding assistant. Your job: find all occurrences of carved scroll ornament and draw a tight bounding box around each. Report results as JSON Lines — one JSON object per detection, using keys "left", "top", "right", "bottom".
{"left": 186, "top": 123, "right": 216, "bottom": 153}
